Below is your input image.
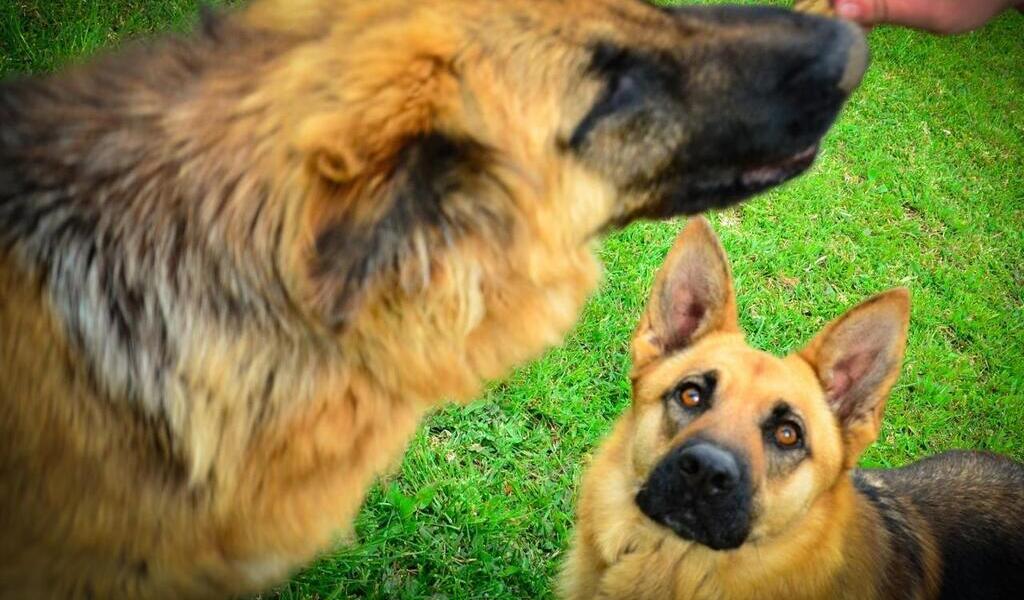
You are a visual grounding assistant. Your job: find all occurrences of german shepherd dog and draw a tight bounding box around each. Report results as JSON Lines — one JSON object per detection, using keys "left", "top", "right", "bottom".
{"left": 0, "top": 1, "right": 867, "bottom": 597}
{"left": 561, "top": 218, "right": 1024, "bottom": 600}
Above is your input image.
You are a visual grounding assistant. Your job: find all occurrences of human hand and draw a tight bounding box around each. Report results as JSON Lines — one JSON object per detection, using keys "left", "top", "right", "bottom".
{"left": 830, "top": 0, "right": 1022, "bottom": 34}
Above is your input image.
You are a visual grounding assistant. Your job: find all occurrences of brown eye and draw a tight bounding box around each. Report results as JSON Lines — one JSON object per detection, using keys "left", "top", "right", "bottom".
{"left": 679, "top": 385, "right": 702, "bottom": 409}
{"left": 774, "top": 422, "right": 802, "bottom": 448}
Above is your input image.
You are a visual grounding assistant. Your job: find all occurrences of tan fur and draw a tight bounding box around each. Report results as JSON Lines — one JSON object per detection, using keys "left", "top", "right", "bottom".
{"left": 794, "top": 0, "right": 837, "bottom": 17}
{"left": 561, "top": 218, "right": 950, "bottom": 600}
{"left": 0, "top": 1, "right": 867, "bottom": 596}
{"left": 1, "top": 2, "right": 606, "bottom": 593}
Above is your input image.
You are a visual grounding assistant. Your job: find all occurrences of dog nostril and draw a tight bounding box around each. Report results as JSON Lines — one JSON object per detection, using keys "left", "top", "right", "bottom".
{"left": 680, "top": 455, "right": 700, "bottom": 476}
{"left": 708, "top": 470, "right": 736, "bottom": 493}
{"left": 677, "top": 443, "right": 741, "bottom": 495}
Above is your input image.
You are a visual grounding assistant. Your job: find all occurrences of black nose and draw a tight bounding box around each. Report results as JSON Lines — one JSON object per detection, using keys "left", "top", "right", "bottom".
{"left": 677, "top": 443, "right": 740, "bottom": 496}
{"left": 794, "top": 18, "right": 868, "bottom": 95}
{"left": 635, "top": 440, "right": 752, "bottom": 550}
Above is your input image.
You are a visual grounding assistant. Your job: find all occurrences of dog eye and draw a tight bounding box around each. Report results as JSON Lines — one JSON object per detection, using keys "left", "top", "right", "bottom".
{"left": 678, "top": 384, "right": 703, "bottom": 409}
{"left": 774, "top": 422, "right": 802, "bottom": 449}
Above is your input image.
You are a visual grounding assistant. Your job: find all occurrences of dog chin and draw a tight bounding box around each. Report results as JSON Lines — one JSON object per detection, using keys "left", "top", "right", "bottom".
{"left": 623, "top": 144, "right": 820, "bottom": 223}
{"left": 659, "top": 515, "right": 749, "bottom": 551}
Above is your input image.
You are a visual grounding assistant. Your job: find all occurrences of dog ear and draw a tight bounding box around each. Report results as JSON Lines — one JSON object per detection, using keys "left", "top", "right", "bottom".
{"left": 799, "top": 288, "right": 910, "bottom": 464}
{"left": 305, "top": 132, "right": 491, "bottom": 330}
{"left": 631, "top": 217, "right": 739, "bottom": 370}
{"left": 296, "top": 47, "right": 479, "bottom": 330}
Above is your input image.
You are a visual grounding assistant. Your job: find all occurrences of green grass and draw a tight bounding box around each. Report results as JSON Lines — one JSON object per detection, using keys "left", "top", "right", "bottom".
{"left": 3, "top": 1, "right": 1022, "bottom": 598}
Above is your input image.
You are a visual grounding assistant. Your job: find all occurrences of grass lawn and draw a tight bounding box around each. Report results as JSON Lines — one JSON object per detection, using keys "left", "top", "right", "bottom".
{"left": 3, "top": 0, "right": 1022, "bottom": 598}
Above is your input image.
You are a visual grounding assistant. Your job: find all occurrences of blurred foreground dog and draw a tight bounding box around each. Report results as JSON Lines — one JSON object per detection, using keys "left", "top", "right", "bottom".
{"left": 561, "top": 218, "right": 1024, "bottom": 599}
{"left": 0, "top": 1, "right": 867, "bottom": 597}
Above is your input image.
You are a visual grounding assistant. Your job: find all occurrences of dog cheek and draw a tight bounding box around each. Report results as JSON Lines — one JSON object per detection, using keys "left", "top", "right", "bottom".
{"left": 753, "top": 464, "right": 819, "bottom": 538}
{"left": 630, "top": 408, "right": 671, "bottom": 478}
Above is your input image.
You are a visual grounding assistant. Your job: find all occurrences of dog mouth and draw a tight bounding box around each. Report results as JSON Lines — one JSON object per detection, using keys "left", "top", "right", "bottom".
{"left": 738, "top": 144, "right": 819, "bottom": 192}
{"left": 695, "top": 143, "right": 821, "bottom": 203}
{"left": 620, "top": 144, "right": 821, "bottom": 224}
{"left": 635, "top": 488, "right": 751, "bottom": 551}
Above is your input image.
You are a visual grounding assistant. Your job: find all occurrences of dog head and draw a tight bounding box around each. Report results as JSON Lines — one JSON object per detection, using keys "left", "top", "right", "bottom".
{"left": 267, "top": 0, "right": 868, "bottom": 327}
{"left": 629, "top": 218, "right": 909, "bottom": 550}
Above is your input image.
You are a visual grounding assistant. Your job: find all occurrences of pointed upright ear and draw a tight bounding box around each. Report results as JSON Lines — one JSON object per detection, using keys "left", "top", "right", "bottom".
{"left": 799, "top": 288, "right": 911, "bottom": 465}
{"left": 631, "top": 217, "right": 739, "bottom": 371}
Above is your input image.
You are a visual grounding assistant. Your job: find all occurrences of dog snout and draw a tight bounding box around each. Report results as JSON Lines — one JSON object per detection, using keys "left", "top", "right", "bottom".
{"left": 635, "top": 440, "right": 752, "bottom": 550}
{"left": 666, "top": 6, "right": 869, "bottom": 101}
{"left": 678, "top": 443, "right": 740, "bottom": 497}
{"left": 793, "top": 18, "right": 868, "bottom": 95}
{"left": 568, "top": 5, "right": 870, "bottom": 223}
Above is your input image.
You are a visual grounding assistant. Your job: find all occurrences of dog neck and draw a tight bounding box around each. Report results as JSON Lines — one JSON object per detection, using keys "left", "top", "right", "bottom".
{"left": 848, "top": 470, "right": 942, "bottom": 599}
{"left": 0, "top": 13, "right": 342, "bottom": 491}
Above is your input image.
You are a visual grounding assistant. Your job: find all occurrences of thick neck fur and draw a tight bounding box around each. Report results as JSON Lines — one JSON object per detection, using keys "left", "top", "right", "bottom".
{"left": 0, "top": 15, "right": 320, "bottom": 477}
{"left": 2, "top": 15, "right": 307, "bottom": 379}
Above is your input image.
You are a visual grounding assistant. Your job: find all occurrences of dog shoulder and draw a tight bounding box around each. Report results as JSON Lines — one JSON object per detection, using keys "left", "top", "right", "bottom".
{"left": 874, "top": 451, "right": 1024, "bottom": 599}
{"left": 851, "top": 470, "right": 943, "bottom": 598}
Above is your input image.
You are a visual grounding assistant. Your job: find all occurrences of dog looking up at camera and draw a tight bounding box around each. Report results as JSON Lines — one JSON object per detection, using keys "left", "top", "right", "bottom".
{"left": 561, "top": 218, "right": 1024, "bottom": 600}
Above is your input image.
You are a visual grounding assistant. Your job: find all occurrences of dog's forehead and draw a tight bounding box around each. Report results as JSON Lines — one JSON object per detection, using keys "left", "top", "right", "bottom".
{"left": 636, "top": 335, "right": 819, "bottom": 408}
{"left": 717, "top": 351, "right": 820, "bottom": 408}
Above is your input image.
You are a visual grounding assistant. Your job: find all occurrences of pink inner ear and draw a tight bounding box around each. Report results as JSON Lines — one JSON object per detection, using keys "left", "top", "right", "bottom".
{"left": 826, "top": 370, "right": 852, "bottom": 404}
{"left": 827, "top": 349, "right": 875, "bottom": 421}
{"left": 664, "top": 288, "right": 706, "bottom": 348}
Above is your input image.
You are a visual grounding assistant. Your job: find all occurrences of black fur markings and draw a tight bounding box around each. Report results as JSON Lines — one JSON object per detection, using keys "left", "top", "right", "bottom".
{"left": 853, "top": 472, "right": 928, "bottom": 594}
{"left": 662, "top": 371, "right": 718, "bottom": 412}
{"left": 569, "top": 42, "right": 683, "bottom": 152}
{"left": 2, "top": 78, "right": 273, "bottom": 424}
{"left": 312, "top": 132, "right": 493, "bottom": 329}
{"left": 762, "top": 401, "right": 810, "bottom": 477}
{"left": 882, "top": 452, "right": 1024, "bottom": 600}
